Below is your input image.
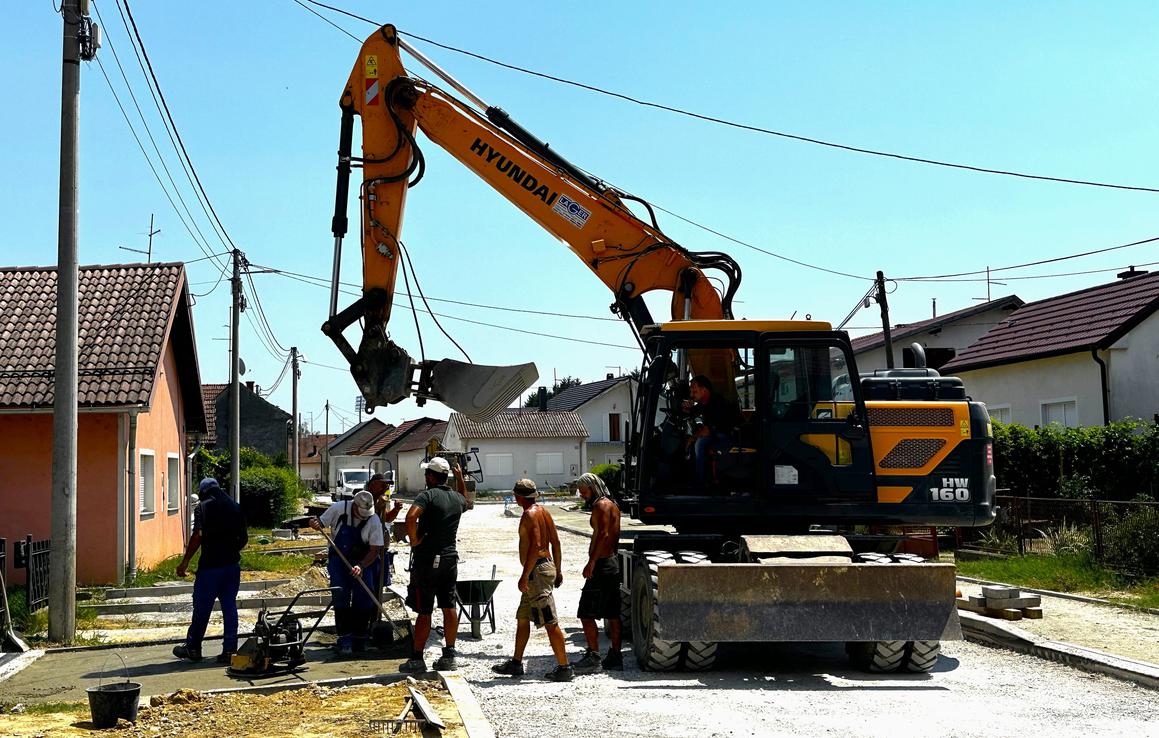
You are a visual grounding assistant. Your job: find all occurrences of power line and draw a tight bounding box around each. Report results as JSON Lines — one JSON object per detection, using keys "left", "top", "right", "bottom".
{"left": 290, "top": 0, "right": 360, "bottom": 42}
{"left": 298, "top": 1, "right": 1159, "bottom": 196}
{"left": 897, "top": 234, "right": 1159, "bottom": 281}
{"left": 264, "top": 266, "right": 639, "bottom": 350}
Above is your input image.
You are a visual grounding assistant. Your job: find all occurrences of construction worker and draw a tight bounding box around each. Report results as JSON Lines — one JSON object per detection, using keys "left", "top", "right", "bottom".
{"left": 173, "top": 478, "right": 247, "bottom": 664}
{"left": 401, "top": 457, "right": 473, "bottom": 672}
{"left": 310, "top": 490, "right": 384, "bottom": 655}
{"left": 492, "top": 479, "right": 574, "bottom": 682}
{"left": 570, "top": 472, "right": 623, "bottom": 672}
{"left": 366, "top": 472, "right": 405, "bottom": 593}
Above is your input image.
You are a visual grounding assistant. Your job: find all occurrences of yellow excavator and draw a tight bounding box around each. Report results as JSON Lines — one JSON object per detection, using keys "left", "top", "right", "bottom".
{"left": 323, "top": 24, "right": 995, "bottom": 672}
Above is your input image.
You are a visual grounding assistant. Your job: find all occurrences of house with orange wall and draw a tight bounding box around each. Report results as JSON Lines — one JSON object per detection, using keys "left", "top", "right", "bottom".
{"left": 0, "top": 263, "right": 206, "bottom": 585}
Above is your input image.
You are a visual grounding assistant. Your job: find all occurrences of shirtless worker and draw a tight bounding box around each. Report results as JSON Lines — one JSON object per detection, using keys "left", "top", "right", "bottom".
{"left": 491, "top": 479, "right": 574, "bottom": 682}
{"left": 570, "top": 472, "right": 623, "bottom": 673}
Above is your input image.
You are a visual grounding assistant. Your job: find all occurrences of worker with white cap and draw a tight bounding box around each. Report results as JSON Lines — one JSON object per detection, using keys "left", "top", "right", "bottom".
{"left": 310, "top": 489, "right": 384, "bottom": 655}
{"left": 400, "top": 455, "right": 474, "bottom": 673}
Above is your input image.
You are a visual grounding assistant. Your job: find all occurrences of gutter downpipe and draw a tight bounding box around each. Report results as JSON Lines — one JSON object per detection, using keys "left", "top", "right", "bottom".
{"left": 127, "top": 410, "right": 140, "bottom": 581}
{"left": 116, "top": 414, "right": 127, "bottom": 585}
{"left": 185, "top": 444, "right": 200, "bottom": 546}
{"left": 1091, "top": 348, "right": 1109, "bottom": 426}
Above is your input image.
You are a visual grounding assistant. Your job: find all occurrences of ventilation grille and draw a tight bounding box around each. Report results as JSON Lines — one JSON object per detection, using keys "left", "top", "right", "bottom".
{"left": 880, "top": 438, "right": 947, "bottom": 469}
{"left": 869, "top": 406, "right": 955, "bottom": 427}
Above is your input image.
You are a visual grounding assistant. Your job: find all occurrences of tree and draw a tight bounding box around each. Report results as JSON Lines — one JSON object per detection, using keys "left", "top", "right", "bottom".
{"left": 524, "top": 376, "right": 584, "bottom": 407}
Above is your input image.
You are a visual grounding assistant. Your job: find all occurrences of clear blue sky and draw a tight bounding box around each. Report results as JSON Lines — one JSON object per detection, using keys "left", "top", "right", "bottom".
{"left": 4, "top": 1, "right": 1158, "bottom": 434}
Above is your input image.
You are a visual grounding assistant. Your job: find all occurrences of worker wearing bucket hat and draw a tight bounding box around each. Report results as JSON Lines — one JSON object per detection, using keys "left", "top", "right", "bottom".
{"left": 310, "top": 489, "right": 384, "bottom": 655}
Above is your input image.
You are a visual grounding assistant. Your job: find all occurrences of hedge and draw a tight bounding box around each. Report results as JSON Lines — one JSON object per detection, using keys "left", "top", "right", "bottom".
{"left": 992, "top": 419, "right": 1159, "bottom": 502}
{"left": 239, "top": 466, "right": 304, "bottom": 527}
{"left": 590, "top": 463, "right": 622, "bottom": 495}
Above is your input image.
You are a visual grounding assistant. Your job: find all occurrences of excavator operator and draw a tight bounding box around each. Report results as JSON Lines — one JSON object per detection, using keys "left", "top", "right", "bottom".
{"left": 682, "top": 375, "right": 741, "bottom": 483}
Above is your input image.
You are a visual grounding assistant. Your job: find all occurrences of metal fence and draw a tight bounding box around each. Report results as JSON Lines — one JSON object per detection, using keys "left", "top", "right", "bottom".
{"left": 959, "top": 493, "right": 1159, "bottom": 575}
{"left": 14, "top": 535, "right": 51, "bottom": 612}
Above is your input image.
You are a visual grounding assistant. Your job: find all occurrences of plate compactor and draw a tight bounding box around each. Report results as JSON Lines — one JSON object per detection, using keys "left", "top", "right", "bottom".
{"left": 228, "top": 587, "right": 339, "bottom": 677}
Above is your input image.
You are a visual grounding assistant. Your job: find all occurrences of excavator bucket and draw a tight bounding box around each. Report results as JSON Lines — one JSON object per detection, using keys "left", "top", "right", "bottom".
{"left": 655, "top": 562, "right": 961, "bottom": 642}
{"left": 349, "top": 327, "right": 537, "bottom": 422}
{"left": 428, "top": 359, "right": 539, "bottom": 423}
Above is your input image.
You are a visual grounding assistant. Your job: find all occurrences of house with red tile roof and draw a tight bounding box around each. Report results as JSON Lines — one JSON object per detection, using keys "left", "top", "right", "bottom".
{"left": 0, "top": 263, "right": 206, "bottom": 584}
{"left": 444, "top": 409, "right": 588, "bottom": 492}
{"left": 941, "top": 269, "right": 1159, "bottom": 427}
{"left": 851, "top": 296, "right": 1024, "bottom": 373}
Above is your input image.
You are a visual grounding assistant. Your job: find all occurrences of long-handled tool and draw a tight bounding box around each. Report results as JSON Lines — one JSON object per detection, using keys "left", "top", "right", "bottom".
{"left": 316, "top": 526, "right": 401, "bottom": 623}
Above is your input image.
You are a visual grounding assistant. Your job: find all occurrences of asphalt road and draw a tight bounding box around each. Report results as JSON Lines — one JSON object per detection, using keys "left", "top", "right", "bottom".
{"left": 430, "top": 503, "right": 1156, "bottom": 738}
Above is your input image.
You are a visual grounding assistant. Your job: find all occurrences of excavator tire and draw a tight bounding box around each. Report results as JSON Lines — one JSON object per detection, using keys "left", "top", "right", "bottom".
{"left": 673, "top": 551, "right": 718, "bottom": 671}
{"left": 619, "top": 584, "right": 632, "bottom": 636}
{"left": 845, "top": 552, "right": 942, "bottom": 673}
{"left": 631, "top": 551, "right": 684, "bottom": 671}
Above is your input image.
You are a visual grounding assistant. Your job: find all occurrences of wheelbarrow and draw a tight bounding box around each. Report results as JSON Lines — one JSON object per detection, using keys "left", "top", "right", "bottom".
{"left": 455, "top": 566, "right": 501, "bottom": 639}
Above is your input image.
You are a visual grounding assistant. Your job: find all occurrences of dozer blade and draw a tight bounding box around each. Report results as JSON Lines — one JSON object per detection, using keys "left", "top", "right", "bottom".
{"left": 428, "top": 358, "right": 538, "bottom": 423}
{"left": 656, "top": 562, "right": 961, "bottom": 642}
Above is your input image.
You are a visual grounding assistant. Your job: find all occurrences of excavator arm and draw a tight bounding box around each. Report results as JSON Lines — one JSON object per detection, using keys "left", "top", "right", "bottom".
{"left": 323, "top": 25, "right": 740, "bottom": 419}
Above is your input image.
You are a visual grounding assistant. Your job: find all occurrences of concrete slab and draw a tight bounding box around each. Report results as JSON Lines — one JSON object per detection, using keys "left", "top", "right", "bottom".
{"left": 0, "top": 640, "right": 407, "bottom": 705}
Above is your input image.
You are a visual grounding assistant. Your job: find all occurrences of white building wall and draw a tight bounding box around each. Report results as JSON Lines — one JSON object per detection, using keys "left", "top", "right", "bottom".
{"left": 396, "top": 449, "right": 426, "bottom": 494}
{"left": 1105, "top": 310, "right": 1159, "bottom": 423}
{"left": 575, "top": 382, "right": 636, "bottom": 443}
{"left": 855, "top": 305, "right": 1016, "bottom": 375}
{"left": 451, "top": 437, "right": 585, "bottom": 492}
{"left": 956, "top": 352, "right": 1104, "bottom": 427}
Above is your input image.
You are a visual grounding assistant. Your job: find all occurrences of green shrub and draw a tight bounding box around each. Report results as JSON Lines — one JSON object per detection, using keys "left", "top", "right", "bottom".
{"left": 992, "top": 419, "right": 1159, "bottom": 501}
{"left": 1044, "top": 522, "right": 1093, "bottom": 558}
{"left": 1104, "top": 506, "right": 1159, "bottom": 575}
{"left": 239, "top": 466, "right": 304, "bottom": 527}
{"left": 590, "top": 463, "right": 622, "bottom": 494}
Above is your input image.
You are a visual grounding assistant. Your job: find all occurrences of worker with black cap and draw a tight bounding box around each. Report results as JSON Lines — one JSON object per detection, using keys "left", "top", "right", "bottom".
{"left": 492, "top": 479, "right": 573, "bottom": 681}
{"left": 173, "top": 477, "right": 248, "bottom": 664}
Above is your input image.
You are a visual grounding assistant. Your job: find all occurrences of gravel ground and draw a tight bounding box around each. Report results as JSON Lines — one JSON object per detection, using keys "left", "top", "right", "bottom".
{"left": 956, "top": 581, "right": 1159, "bottom": 664}
{"left": 426, "top": 504, "right": 1156, "bottom": 738}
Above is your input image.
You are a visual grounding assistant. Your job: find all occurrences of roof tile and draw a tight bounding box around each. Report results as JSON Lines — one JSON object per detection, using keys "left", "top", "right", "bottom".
{"left": 450, "top": 409, "right": 587, "bottom": 439}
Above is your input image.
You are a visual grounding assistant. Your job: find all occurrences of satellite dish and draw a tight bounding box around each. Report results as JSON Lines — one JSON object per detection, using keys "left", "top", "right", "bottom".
{"left": 239, "top": 358, "right": 247, "bottom": 376}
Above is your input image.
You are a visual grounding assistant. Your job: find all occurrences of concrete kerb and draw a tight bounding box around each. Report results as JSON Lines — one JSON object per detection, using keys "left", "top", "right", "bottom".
{"left": 0, "top": 650, "right": 44, "bottom": 683}
{"left": 956, "top": 575, "right": 1159, "bottom": 616}
{"left": 959, "top": 610, "right": 1159, "bottom": 690}
{"left": 100, "top": 578, "right": 292, "bottom": 600}
{"left": 89, "top": 594, "right": 333, "bottom": 616}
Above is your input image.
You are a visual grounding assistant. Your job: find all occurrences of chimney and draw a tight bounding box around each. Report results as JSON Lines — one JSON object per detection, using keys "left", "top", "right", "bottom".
{"left": 245, "top": 380, "right": 255, "bottom": 392}
{"left": 1117, "top": 266, "right": 1148, "bottom": 280}
{"left": 537, "top": 386, "right": 547, "bottom": 411}
{"left": 606, "top": 373, "right": 614, "bottom": 380}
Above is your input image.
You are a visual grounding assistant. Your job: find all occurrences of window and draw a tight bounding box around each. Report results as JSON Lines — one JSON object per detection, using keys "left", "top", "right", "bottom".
{"left": 768, "top": 345, "right": 855, "bottom": 420}
{"left": 608, "top": 413, "right": 622, "bottom": 442}
{"left": 166, "top": 454, "right": 181, "bottom": 513}
{"left": 1041, "top": 399, "right": 1078, "bottom": 428}
{"left": 988, "top": 405, "right": 1012, "bottom": 424}
{"left": 535, "top": 452, "right": 563, "bottom": 475}
{"left": 484, "top": 453, "right": 513, "bottom": 477}
{"left": 139, "top": 450, "right": 155, "bottom": 515}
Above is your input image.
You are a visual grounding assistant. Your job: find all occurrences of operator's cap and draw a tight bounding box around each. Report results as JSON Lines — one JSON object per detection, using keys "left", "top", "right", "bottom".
{"left": 352, "top": 490, "right": 374, "bottom": 516}
{"left": 421, "top": 457, "right": 451, "bottom": 475}
{"left": 367, "top": 473, "right": 390, "bottom": 495}
{"left": 513, "top": 479, "right": 538, "bottom": 498}
{"left": 198, "top": 478, "right": 220, "bottom": 494}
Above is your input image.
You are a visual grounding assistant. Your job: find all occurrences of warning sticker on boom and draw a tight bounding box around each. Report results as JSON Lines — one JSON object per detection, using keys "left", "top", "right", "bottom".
{"left": 552, "top": 195, "right": 591, "bottom": 228}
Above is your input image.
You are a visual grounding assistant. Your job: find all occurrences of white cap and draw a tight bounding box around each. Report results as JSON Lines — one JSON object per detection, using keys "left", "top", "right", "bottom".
{"left": 352, "top": 490, "right": 374, "bottom": 516}
{"left": 421, "top": 456, "right": 451, "bottom": 475}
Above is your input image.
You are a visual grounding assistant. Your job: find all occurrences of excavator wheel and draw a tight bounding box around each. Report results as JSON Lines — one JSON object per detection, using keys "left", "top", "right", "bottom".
{"left": 631, "top": 551, "right": 683, "bottom": 671}
{"left": 672, "top": 551, "right": 718, "bottom": 671}
{"left": 619, "top": 584, "right": 632, "bottom": 637}
{"left": 846, "top": 552, "right": 942, "bottom": 673}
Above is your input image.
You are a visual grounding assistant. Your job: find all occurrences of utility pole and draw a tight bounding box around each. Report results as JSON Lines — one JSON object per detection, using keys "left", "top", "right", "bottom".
{"left": 291, "top": 347, "right": 300, "bottom": 478}
{"left": 49, "top": 0, "right": 89, "bottom": 644}
{"left": 229, "top": 250, "right": 242, "bottom": 502}
{"left": 323, "top": 400, "right": 331, "bottom": 490}
{"left": 875, "top": 271, "right": 895, "bottom": 369}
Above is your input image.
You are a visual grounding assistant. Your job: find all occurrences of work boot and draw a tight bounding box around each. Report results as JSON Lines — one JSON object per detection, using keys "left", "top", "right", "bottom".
{"left": 490, "top": 658, "right": 525, "bottom": 677}
{"left": 399, "top": 656, "right": 427, "bottom": 673}
{"left": 172, "top": 644, "right": 203, "bottom": 662}
{"left": 432, "top": 647, "right": 457, "bottom": 670}
{"left": 571, "top": 649, "right": 602, "bottom": 674}
{"left": 602, "top": 648, "right": 624, "bottom": 671}
{"left": 544, "top": 664, "right": 574, "bottom": 682}
{"left": 215, "top": 651, "right": 236, "bottom": 665}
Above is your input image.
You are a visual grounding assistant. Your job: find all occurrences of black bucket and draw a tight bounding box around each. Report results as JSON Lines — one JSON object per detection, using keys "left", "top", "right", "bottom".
{"left": 86, "top": 652, "right": 141, "bottom": 729}
{"left": 86, "top": 681, "right": 141, "bottom": 729}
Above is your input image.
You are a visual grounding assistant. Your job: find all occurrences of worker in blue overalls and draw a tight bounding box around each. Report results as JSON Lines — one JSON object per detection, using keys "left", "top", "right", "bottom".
{"left": 310, "top": 490, "right": 384, "bottom": 655}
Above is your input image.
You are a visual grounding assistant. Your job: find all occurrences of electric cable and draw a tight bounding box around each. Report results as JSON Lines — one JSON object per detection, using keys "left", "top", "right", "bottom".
{"left": 897, "top": 234, "right": 1159, "bottom": 281}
